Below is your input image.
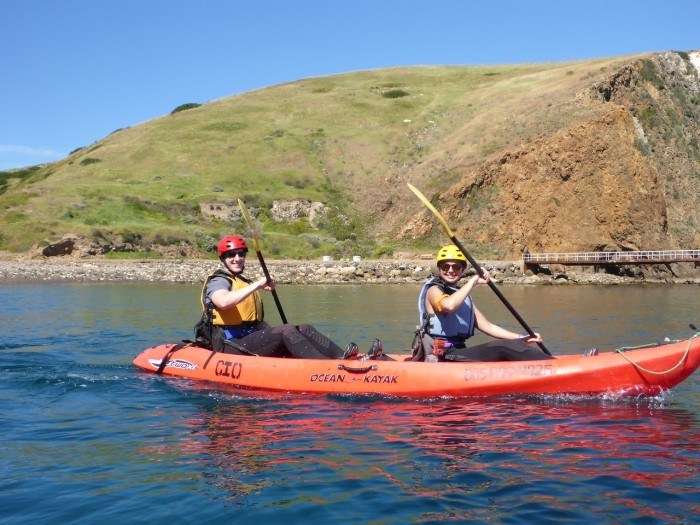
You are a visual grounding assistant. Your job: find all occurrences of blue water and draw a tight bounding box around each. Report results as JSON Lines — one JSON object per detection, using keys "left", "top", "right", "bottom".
{"left": 1, "top": 283, "right": 699, "bottom": 523}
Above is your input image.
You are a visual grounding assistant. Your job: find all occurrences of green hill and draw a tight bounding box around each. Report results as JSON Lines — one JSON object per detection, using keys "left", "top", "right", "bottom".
{"left": 2, "top": 51, "right": 698, "bottom": 260}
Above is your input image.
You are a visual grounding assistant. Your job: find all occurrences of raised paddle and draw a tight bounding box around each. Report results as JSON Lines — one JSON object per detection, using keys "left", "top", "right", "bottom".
{"left": 407, "top": 183, "right": 552, "bottom": 356}
{"left": 237, "top": 198, "right": 288, "bottom": 324}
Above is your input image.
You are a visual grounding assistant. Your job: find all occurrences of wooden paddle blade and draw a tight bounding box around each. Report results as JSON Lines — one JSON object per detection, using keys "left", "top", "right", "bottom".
{"left": 407, "top": 183, "right": 455, "bottom": 238}
{"left": 237, "top": 198, "right": 261, "bottom": 249}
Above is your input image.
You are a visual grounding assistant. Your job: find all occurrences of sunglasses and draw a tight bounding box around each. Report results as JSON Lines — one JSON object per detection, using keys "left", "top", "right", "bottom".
{"left": 223, "top": 249, "right": 248, "bottom": 259}
{"left": 440, "top": 262, "right": 464, "bottom": 272}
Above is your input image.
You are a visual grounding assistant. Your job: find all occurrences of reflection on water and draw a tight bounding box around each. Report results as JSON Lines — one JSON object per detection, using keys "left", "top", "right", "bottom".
{"left": 157, "top": 387, "right": 700, "bottom": 521}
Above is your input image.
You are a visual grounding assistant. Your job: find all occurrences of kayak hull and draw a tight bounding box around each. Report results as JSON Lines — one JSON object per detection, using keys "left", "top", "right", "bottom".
{"left": 133, "top": 337, "right": 700, "bottom": 398}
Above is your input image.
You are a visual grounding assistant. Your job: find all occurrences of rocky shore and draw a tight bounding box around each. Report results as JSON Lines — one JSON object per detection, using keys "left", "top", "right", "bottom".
{"left": 1, "top": 258, "right": 698, "bottom": 285}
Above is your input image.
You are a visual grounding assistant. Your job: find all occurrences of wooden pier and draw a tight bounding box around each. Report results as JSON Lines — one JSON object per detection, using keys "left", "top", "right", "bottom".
{"left": 522, "top": 249, "right": 700, "bottom": 270}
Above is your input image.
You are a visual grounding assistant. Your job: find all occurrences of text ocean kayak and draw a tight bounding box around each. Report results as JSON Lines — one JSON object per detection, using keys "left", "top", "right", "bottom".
{"left": 133, "top": 336, "right": 700, "bottom": 398}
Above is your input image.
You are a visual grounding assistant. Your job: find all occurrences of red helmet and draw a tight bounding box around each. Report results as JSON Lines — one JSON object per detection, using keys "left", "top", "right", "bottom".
{"left": 217, "top": 235, "right": 248, "bottom": 256}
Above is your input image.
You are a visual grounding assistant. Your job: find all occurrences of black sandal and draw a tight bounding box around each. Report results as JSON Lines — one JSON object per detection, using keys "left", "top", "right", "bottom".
{"left": 342, "top": 342, "right": 359, "bottom": 359}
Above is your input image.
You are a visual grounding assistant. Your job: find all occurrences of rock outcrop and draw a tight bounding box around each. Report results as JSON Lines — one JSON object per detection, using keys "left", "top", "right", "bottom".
{"left": 271, "top": 199, "right": 328, "bottom": 227}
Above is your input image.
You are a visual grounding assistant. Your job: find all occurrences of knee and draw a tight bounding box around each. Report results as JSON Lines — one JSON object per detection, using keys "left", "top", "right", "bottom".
{"left": 273, "top": 324, "right": 306, "bottom": 345}
{"left": 273, "top": 324, "right": 298, "bottom": 336}
{"left": 295, "top": 324, "right": 315, "bottom": 336}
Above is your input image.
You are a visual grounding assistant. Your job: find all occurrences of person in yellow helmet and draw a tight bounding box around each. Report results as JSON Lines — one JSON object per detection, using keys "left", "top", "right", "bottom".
{"left": 414, "top": 245, "right": 553, "bottom": 362}
{"left": 194, "top": 235, "right": 364, "bottom": 359}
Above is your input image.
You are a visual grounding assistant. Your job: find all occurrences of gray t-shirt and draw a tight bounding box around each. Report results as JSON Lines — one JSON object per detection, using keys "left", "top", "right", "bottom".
{"left": 204, "top": 275, "right": 233, "bottom": 308}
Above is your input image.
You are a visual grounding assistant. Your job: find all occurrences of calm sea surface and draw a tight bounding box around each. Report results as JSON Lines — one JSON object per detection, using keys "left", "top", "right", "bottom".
{"left": 1, "top": 283, "right": 699, "bottom": 524}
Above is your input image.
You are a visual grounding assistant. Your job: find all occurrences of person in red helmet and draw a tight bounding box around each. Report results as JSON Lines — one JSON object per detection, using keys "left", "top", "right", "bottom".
{"left": 194, "top": 234, "right": 358, "bottom": 359}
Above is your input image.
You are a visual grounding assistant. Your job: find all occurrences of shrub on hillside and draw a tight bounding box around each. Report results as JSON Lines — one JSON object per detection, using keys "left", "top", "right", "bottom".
{"left": 282, "top": 173, "right": 311, "bottom": 189}
{"left": 265, "top": 129, "right": 286, "bottom": 139}
{"left": 153, "top": 234, "right": 187, "bottom": 246}
{"left": 171, "top": 103, "right": 201, "bottom": 115}
{"left": 195, "top": 231, "right": 218, "bottom": 254}
{"left": 121, "top": 231, "right": 143, "bottom": 244}
{"left": 382, "top": 89, "right": 409, "bottom": 98}
{"left": 203, "top": 122, "right": 246, "bottom": 132}
{"left": 0, "top": 165, "right": 42, "bottom": 194}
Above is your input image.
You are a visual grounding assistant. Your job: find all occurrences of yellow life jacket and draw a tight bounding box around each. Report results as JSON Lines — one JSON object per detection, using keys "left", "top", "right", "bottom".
{"left": 200, "top": 269, "right": 264, "bottom": 326}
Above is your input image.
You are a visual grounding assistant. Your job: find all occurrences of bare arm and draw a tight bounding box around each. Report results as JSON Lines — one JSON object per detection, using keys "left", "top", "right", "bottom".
{"left": 474, "top": 306, "right": 542, "bottom": 342}
{"left": 425, "top": 272, "right": 489, "bottom": 314}
{"left": 210, "top": 275, "right": 275, "bottom": 310}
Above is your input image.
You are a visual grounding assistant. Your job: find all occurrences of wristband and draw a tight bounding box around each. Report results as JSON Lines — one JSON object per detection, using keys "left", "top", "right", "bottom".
{"left": 433, "top": 294, "right": 450, "bottom": 313}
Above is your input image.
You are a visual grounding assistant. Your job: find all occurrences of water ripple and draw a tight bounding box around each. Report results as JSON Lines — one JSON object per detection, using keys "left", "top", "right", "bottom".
{"left": 2, "top": 283, "right": 699, "bottom": 523}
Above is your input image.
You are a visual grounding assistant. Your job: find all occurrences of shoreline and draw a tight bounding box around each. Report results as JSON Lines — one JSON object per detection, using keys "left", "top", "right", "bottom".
{"left": 1, "top": 258, "right": 698, "bottom": 285}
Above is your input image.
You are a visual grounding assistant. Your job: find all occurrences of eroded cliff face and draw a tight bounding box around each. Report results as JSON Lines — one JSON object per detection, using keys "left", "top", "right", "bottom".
{"left": 443, "top": 108, "right": 667, "bottom": 255}
{"left": 401, "top": 52, "right": 700, "bottom": 258}
{"left": 597, "top": 52, "right": 700, "bottom": 251}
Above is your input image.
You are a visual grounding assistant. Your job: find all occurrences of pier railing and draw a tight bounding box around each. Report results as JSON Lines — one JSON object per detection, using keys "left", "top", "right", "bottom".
{"left": 522, "top": 249, "right": 700, "bottom": 266}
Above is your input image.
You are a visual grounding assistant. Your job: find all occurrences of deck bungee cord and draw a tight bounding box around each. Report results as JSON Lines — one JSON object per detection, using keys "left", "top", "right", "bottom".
{"left": 614, "top": 329, "right": 698, "bottom": 376}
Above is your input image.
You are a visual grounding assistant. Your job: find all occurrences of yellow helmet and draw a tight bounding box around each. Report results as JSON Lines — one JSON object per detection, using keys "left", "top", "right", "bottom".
{"left": 437, "top": 245, "right": 467, "bottom": 266}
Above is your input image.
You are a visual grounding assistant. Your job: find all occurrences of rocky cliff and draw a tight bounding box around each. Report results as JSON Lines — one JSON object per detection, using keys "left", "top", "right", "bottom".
{"left": 399, "top": 52, "right": 700, "bottom": 258}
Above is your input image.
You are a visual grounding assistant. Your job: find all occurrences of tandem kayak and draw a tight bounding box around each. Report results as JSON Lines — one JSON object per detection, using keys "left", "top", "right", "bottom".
{"left": 133, "top": 335, "right": 700, "bottom": 398}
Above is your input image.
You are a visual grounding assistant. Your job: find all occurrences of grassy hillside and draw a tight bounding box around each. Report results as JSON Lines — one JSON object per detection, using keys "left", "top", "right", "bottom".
{"left": 2, "top": 52, "right": 697, "bottom": 260}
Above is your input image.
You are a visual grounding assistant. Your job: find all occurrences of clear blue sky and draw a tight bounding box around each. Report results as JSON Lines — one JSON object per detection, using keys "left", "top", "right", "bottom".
{"left": 1, "top": 0, "right": 697, "bottom": 170}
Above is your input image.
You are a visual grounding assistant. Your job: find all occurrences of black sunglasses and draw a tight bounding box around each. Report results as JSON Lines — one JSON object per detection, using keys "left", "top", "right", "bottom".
{"left": 223, "top": 249, "right": 248, "bottom": 259}
{"left": 440, "top": 262, "right": 464, "bottom": 272}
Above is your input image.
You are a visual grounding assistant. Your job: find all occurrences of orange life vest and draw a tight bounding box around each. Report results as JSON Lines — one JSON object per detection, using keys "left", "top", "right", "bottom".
{"left": 200, "top": 269, "right": 264, "bottom": 326}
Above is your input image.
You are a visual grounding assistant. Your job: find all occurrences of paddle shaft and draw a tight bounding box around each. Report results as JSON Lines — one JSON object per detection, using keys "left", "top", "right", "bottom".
{"left": 253, "top": 247, "right": 288, "bottom": 324}
{"left": 449, "top": 235, "right": 551, "bottom": 355}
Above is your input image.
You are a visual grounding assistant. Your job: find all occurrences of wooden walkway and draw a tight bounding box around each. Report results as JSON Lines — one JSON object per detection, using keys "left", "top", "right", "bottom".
{"left": 522, "top": 249, "right": 700, "bottom": 267}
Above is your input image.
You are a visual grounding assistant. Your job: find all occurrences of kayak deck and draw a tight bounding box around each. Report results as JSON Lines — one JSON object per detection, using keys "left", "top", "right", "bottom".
{"left": 133, "top": 336, "right": 700, "bottom": 398}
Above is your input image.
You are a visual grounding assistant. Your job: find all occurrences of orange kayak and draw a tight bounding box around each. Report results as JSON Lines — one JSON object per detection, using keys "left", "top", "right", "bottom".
{"left": 133, "top": 336, "right": 700, "bottom": 398}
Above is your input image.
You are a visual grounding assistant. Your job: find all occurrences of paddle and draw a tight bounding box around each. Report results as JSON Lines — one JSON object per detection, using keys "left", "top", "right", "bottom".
{"left": 237, "top": 199, "right": 288, "bottom": 324}
{"left": 407, "top": 183, "right": 552, "bottom": 356}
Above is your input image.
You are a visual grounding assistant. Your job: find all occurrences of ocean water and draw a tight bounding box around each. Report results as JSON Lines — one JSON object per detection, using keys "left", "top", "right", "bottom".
{"left": 1, "top": 282, "right": 699, "bottom": 523}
